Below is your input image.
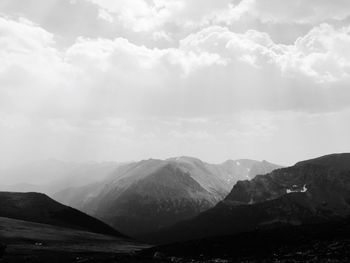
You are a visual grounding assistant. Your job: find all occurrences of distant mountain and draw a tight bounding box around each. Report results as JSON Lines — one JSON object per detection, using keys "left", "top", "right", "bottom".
{"left": 145, "top": 153, "right": 350, "bottom": 244}
{"left": 208, "top": 158, "right": 283, "bottom": 184}
{"left": 54, "top": 156, "right": 281, "bottom": 237}
{"left": 0, "top": 160, "right": 122, "bottom": 195}
{"left": 0, "top": 191, "right": 125, "bottom": 237}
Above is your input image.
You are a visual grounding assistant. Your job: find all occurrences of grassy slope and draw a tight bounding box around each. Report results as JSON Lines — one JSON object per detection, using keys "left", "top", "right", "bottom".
{"left": 0, "top": 191, "right": 124, "bottom": 237}
{"left": 0, "top": 216, "right": 150, "bottom": 262}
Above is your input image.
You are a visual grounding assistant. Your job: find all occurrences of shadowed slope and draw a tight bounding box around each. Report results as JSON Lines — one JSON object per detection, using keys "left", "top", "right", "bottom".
{"left": 145, "top": 153, "right": 350, "bottom": 244}
{"left": 0, "top": 191, "right": 125, "bottom": 237}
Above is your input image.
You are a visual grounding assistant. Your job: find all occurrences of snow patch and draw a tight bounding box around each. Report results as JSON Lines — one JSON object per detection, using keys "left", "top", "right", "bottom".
{"left": 286, "top": 184, "right": 307, "bottom": 194}
{"left": 302, "top": 184, "right": 307, "bottom": 192}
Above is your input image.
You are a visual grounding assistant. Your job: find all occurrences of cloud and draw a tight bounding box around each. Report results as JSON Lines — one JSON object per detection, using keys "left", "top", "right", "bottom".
{"left": 98, "top": 8, "right": 114, "bottom": 23}
{"left": 289, "top": 24, "right": 350, "bottom": 82}
{"left": 0, "top": 16, "right": 77, "bottom": 117}
{"left": 2, "top": 0, "right": 349, "bottom": 48}
{"left": 83, "top": 0, "right": 350, "bottom": 47}
{"left": 0, "top": 2, "right": 350, "bottom": 167}
{"left": 2, "top": 15, "right": 350, "bottom": 123}
{"left": 86, "top": 0, "right": 173, "bottom": 32}
{"left": 238, "top": 0, "right": 350, "bottom": 24}
{"left": 85, "top": 0, "right": 233, "bottom": 32}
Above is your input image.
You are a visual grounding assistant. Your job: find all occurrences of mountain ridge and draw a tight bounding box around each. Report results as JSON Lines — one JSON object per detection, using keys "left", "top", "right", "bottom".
{"left": 144, "top": 153, "right": 350, "bottom": 244}
{"left": 54, "top": 156, "right": 282, "bottom": 237}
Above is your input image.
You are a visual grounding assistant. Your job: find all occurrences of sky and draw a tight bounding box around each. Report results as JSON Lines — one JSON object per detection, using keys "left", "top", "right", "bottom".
{"left": 0, "top": 0, "right": 350, "bottom": 167}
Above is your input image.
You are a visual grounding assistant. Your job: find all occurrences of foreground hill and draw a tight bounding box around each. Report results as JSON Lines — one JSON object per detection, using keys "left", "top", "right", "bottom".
{"left": 141, "top": 217, "right": 350, "bottom": 262}
{"left": 0, "top": 191, "right": 124, "bottom": 237}
{"left": 54, "top": 157, "right": 281, "bottom": 237}
{"left": 145, "top": 153, "right": 350, "bottom": 244}
{"left": 0, "top": 216, "right": 148, "bottom": 263}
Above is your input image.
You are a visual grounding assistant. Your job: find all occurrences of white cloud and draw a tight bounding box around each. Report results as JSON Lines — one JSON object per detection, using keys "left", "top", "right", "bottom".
{"left": 2, "top": 15, "right": 350, "bottom": 121}
{"left": 239, "top": 0, "right": 350, "bottom": 24}
{"left": 98, "top": 8, "right": 114, "bottom": 23}
{"left": 85, "top": 0, "right": 238, "bottom": 33}
{"left": 288, "top": 24, "right": 350, "bottom": 82}
{"left": 0, "top": 13, "right": 350, "bottom": 166}
{"left": 180, "top": 24, "right": 350, "bottom": 83}
{"left": 152, "top": 31, "right": 172, "bottom": 42}
{"left": 84, "top": 0, "right": 350, "bottom": 42}
{"left": 87, "top": 0, "right": 176, "bottom": 32}
{"left": 0, "top": 16, "right": 78, "bottom": 118}
{"left": 0, "top": 16, "right": 58, "bottom": 72}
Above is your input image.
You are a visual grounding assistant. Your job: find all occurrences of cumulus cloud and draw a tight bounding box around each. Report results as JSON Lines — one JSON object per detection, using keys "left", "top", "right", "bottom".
{"left": 2, "top": 15, "right": 350, "bottom": 120}
{"left": 86, "top": 0, "right": 233, "bottom": 32}
{"left": 238, "top": 0, "right": 350, "bottom": 24}
{"left": 0, "top": 16, "right": 77, "bottom": 118}
{"left": 0, "top": 5, "right": 350, "bottom": 166}
{"left": 83, "top": 0, "right": 350, "bottom": 46}
{"left": 290, "top": 24, "right": 350, "bottom": 82}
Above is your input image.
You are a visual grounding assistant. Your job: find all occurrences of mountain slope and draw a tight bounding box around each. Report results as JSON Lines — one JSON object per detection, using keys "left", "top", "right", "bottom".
{"left": 0, "top": 216, "right": 149, "bottom": 262}
{"left": 0, "top": 191, "right": 125, "bottom": 237}
{"left": 54, "top": 157, "right": 281, "bottom": 237}
{"left": 145, "top": 153, "right": 350, "bottom": 244}
{"left": 142, "top": 217, "right": 350, "bottom": 262}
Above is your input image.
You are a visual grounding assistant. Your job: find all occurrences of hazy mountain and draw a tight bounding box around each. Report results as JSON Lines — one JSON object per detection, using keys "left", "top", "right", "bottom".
{"left": 0, "top": 159, "right": 122, "bottom": 195}
{"left": 145, "top": 153, "right": 350, "bottom": 244}
{"left": 0, "top": 191, "right": 124, "bottom": 237}
{"left": 54, "top": 156, "right": 281, "bottom": 237}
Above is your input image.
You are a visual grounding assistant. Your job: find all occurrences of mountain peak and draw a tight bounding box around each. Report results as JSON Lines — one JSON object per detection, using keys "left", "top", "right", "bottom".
{"left": 166, "top": 156, "right": 204, "bottom": 164}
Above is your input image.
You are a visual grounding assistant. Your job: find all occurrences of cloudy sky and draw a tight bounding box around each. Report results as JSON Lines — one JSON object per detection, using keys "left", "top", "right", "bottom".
{"left": 0, "top": 0, "right": 350, "bottom": 167}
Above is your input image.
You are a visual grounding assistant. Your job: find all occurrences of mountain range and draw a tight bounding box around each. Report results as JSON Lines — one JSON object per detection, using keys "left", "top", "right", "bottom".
{"left": 145, "top": 153, "right": 350, "bottom": 244}
{"left": 1, "top": 153, "right": 350, "bottom": 262}
{"left": 53, "top": 156, "right": 282, "bottom": 237}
